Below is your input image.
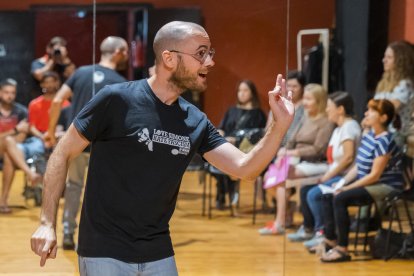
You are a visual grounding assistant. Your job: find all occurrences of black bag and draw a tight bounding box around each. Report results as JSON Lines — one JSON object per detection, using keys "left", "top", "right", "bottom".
{"left": 398, "top": 231, "right": 414, "bottom": 259}
{"left": 371, "top": 228, "right": 406, "bottom": 259}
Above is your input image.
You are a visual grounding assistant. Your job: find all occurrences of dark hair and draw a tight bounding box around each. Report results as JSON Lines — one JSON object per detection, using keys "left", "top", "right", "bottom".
{"left": 367, "top": 99, "right": 401, "bottom": 129}
{"left": 287, "top": 70, "right": 306, "bottom": 88}
{"left": 329, "top": 91, "right": 354, "bottom": 116}
{"left": 0, "top": 78, "right": 17, "bottom": 89}
{"left": 41, "top": 71, "right": 60, "bottom": 82}
{"left": 237, "top": 79, "right": 261, "bottom": 108}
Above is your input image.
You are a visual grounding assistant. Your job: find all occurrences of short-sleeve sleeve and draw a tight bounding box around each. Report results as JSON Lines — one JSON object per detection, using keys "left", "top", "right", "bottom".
{"left": 339, "top": 120, "right": 361, "bottom": 144}
{"left": 198, "top": 119, "right": 227, "bottom": 155}
{"left": 391, "top": 80, "right": 412, "bottom": 103}
{"left": 30, "top": 60, "right": 43, "bottom": 74}
{"left": 73, "top": 86, "right": 112, "bottom": 142}
{"left": 65, "top": 69, "right": 81, "bottom": 90}
{"left": 374, "top": 136, "right": 391, "bottom": 157}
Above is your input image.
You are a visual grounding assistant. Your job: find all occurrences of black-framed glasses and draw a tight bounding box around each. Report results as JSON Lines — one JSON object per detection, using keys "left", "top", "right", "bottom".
{"left": 169, "top": 48, "right": 215, "bottom": 64}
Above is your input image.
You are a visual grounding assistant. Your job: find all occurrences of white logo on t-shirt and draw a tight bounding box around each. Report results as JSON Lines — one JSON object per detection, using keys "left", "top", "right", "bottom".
{"left": 137, "top": 128, "right": 190, "bottom": 156}
{"left": 138, "top": 128, "right": 153, "bottom": 151}
{"left": 93, "top": 71, "right": 105, "bottom": 84}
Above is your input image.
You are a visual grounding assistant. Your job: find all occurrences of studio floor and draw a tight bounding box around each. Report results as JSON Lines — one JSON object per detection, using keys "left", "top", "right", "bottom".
{"left": 0, "top": 171, "right": 413, "bottom": 275}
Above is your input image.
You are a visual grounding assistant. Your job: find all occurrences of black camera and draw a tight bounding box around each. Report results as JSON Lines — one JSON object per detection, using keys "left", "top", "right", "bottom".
{"left": 53, "top": 49, "right": 61, "bottom": 56}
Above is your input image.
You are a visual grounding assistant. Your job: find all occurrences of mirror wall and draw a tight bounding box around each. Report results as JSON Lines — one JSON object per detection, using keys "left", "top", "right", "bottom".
{"left": 0, "top": 0, "right": 412, "bottom": 275}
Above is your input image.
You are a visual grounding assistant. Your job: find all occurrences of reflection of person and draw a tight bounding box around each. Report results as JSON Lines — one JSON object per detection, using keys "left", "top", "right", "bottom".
{"left": 1, "top": 72, "right": 70, "bottom": 214}
{"left": 265, "top": 70, "right": 306, "bottom": 146}
{"left": 320, "top": 99, "right": 402, "bottom": 263}
{"left": 216, "top": 80, "right": 266, "bottom": 208}
{"left": 372, "top": 41, "right": 414, "bottom": 145}
{"left": 31, "top": 21, "right": 294, "bottom": 275}
{"left": 31, "top": 37, "right": 76, "bottom": 93}
{"left": 42, "top": 36, "right": 128, "bottom": 250}
{"left": 259, "top": 84, "right": 335, "bottom": 235}
{"left": 0, "top": 79, "right": 28, "bottom": 213}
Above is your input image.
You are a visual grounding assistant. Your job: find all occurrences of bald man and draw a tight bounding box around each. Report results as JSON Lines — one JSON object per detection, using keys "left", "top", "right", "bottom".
{"left": 31, "top": 21, "right": 294, "bottom": 275}
{"left": 43, "top": 36, "right": 128, "bottom": 250}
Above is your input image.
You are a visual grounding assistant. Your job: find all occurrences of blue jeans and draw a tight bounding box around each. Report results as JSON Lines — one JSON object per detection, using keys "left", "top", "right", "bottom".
{"left": 17, "top": 136, "right": 45, "bottom": 159}
{"left": 78, "top": 256, "right": 178, "bottom": 276}
{"left": 306, "top": 176, "right": 342, "bottom": 231}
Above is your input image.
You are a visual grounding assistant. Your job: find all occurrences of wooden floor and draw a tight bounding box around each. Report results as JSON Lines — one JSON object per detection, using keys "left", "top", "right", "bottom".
{"left": 0, "top": 171, "right": 413, "bottom": 275}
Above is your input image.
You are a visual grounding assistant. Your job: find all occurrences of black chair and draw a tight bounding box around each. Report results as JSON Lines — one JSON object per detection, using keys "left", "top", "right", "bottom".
{"left": 202, "top": 164, "right": 235, "bottom": 219}
{"left": 383, "top": 154, "right": 414, "bottom": 260}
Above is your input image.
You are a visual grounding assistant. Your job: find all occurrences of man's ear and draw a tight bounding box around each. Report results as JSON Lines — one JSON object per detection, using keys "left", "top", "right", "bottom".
{"left": 161, "top": 50, "right": 176, "bottom": 69}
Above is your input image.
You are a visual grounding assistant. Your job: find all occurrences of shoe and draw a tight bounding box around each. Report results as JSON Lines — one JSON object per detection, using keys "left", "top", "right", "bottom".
{"left": 303, "top": 230, "right": 324, "bottom": 248}
{"left": 63, "top": 234, "right": 75, "bottom": 250}
{"left": 287, "top": 225, "right": 313, "bottom": 242}
{"left": 320, "top": 248, "right": 351, "bottom": 263}
{"left": 259, "top": 223, "right": 285, "bottom": 235}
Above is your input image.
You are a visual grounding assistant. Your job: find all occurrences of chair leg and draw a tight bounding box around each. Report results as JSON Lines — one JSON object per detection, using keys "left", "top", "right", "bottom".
{"left": 363, "top": 204, "right": 372, "bottom": 253}
{"left": 403, "top": 199, "right": 414, "bottom": 232}
{"left": 384, "top": 201, "right": 396, "bottom": 261}
{"left": 253, "top": 178, "right": 258, "bottom": 225}
{"left": 395, "top": 202, "right": 403, "bottom": 233}
{"left": 208, "top": 173, "right": 212, "bottom": 219}
{"left": 202, "top": 172, "right": 207, "bottom": 217}
{"left": 354, "top": 206, "right": 362, "bottom": 254}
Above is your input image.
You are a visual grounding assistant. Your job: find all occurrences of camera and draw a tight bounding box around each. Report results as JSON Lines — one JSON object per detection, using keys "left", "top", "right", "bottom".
{"left": 53, "top": 48, "right": 61, "bottom": 56}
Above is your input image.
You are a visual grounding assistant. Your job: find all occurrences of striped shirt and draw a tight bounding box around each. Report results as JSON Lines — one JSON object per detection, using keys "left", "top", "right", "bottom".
{"left": 356, "top": 131, "right": 403, "bottom": 189}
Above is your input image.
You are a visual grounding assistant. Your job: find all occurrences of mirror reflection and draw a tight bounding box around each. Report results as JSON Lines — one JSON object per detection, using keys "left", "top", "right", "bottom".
{"left": 1, "top": 0, "right": 413, "bottom": 275}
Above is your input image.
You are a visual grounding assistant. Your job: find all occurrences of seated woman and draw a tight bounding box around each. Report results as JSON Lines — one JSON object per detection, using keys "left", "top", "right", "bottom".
{"left": 320, "top": 99, "right": 403, "bottom": 263}
{"left": 259, "top": 84, "right": 335, "bottom": 234}
{"left": 372, "top": 40, "right": 414, "bottom": 145}
{"left": 216, "top": 79, "right": 266, "bottom": 209}
{"left": 288, "top": 92, "right": 361, "bottom": 248}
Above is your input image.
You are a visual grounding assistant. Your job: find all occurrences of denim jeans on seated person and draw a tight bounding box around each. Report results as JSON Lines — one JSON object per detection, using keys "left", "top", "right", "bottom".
{"left": 78, "top": 256, "right": 178, "bottom": 276}
{"left": 306, "top": 176, "right": 342, "bottom": 231}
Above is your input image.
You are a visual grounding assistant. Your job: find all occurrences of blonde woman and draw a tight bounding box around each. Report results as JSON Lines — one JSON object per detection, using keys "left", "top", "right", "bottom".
{"left": 260, "top": 84, "right": 335, "bottom": 234}
{"left": 374, "top": 41, "right": 414, "bottom": 145}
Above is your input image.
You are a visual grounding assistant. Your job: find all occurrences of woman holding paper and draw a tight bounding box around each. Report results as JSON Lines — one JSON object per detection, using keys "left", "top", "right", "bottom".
{"left": 320, "top": 99, "right": 403, "bottom": 262}
{"left": 288, "top": 92, "right": 361, "bottom": 248}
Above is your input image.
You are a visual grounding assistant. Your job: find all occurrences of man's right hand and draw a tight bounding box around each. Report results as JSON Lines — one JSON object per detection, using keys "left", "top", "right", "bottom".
{"left": 31, "top": 224, "right": 58, "bottom": 267}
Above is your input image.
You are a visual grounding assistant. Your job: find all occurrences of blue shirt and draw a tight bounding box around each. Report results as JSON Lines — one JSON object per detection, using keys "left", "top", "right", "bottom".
{"left": 356, "top": 131, "right": 403, "bottom": 188}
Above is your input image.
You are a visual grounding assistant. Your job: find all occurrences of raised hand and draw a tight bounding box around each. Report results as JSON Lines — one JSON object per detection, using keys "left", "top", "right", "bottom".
{"left": 268, "top": 74, "right": 294, "bottom": 133}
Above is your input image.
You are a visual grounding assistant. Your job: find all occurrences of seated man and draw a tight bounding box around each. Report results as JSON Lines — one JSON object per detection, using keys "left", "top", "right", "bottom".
{"left": 2, "top": 72, "right": 70, "bottom": 213}
{"left": 0, "top": 78, "right": 29, "bottom": 213}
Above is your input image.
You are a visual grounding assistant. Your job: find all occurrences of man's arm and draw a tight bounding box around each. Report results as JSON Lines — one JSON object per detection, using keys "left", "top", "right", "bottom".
{"left": 31, "top": 124, "right": 89, "bottom": 266}
{"left": 44, "top": 84, "right": 73, "bottom": 146}
{"left": 203, "top": 74, "right": 294, "bottom": 181}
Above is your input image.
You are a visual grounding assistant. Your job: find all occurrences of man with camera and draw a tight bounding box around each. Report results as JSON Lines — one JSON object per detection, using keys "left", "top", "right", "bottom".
{"left": 31, "top": 36, "right": 76, "bottom": 95}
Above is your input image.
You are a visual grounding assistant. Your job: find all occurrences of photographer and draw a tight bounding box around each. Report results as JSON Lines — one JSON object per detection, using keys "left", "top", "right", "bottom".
{"left": 31, "top": 37, "right": 76, "bottom": 95}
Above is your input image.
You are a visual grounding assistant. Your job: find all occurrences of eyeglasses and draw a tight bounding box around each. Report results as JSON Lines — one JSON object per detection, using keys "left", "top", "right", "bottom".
{"left": 169, "top": 48, "right": 215, "bottom": 64}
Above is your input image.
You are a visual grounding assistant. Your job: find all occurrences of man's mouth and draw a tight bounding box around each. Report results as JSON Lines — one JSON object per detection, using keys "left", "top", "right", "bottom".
{"left": 198, "top": 72, "right": 207, "bottom": 79}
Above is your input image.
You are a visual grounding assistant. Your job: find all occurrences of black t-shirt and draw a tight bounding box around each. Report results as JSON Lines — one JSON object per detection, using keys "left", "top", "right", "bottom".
{"left": 65, "top": 64, "right": 127, "bottom": 124}
{"left": 74, "top": 79, "right": 226, "bottom": 263}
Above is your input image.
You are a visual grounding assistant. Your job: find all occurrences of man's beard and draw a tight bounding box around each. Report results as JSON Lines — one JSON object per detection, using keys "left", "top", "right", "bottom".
{"left": 168, "top": 58, "right": 206, "bottom": 94}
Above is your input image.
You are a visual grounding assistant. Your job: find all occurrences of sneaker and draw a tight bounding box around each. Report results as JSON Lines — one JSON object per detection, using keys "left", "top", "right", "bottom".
{"left": 258, "top": 223, "right": 285, "bottom": 235}
{"left": 63, "top": 233, "right": 75, "bottom": 250}
{"left": 303, "top": 231, "right": 324, "bottom": 248}
{"left": 287, "top": 225, "right": 313, "bottom": 242}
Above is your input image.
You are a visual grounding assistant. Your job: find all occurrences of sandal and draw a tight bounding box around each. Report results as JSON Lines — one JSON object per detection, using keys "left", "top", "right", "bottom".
{"left": 258, "top": 223, "right": 285, "bottom": 235}
{"left": 0, "top": 206, "right": 12, "bottom": 214}
{"left": 320, "top": 247, "right": 351, "bottom": 263}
